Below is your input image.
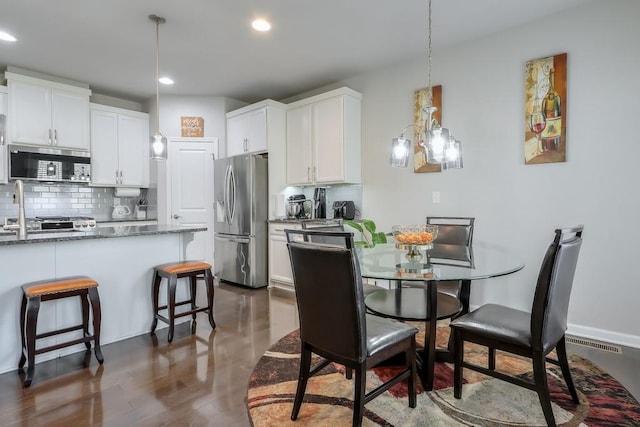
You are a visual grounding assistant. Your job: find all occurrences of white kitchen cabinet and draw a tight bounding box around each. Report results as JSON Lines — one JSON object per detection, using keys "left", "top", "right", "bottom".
{"left": 269, "top": 222, "right": 301, "bottom": 290}
{"left": 90, "top": 104, "right": 149, "bottom": 187}
{"left": 6, "top": 72, "right": 91, "bottom": 151}
{"left": 226, "top": 99, "right": 285, "bottom": 157}
{"left": 286, "top": 87, "right": 362, "bottom": 186}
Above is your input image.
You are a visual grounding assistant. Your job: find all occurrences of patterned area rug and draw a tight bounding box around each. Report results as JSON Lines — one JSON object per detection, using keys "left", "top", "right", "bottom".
{"left": 247, "top": 327, "right": 640, "bottom": 426}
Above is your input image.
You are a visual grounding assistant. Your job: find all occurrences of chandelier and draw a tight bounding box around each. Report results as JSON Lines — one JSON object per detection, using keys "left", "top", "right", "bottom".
{"left": 390, "top": 0, "right": 463, "bottom": 170}
{"left": 150, "top": 14, "right": 168, "bottom": 160}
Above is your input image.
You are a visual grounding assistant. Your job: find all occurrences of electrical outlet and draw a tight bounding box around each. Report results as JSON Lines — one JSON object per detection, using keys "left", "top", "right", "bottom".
{"left": 432, "top": 191, "right": 440, "bottom": 204}
{"left": 113, "top": 197, "right": 121, "bottom": 206}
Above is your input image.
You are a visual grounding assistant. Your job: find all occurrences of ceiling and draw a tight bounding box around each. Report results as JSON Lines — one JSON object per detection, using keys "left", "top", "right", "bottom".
{"left": 0, "top": 0, "right": 592, "bottom": 104}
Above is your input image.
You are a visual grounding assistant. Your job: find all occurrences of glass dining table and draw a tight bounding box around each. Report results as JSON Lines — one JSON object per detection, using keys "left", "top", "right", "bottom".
{"left": 358, "top": 242, "right": 524, "bottom": 391}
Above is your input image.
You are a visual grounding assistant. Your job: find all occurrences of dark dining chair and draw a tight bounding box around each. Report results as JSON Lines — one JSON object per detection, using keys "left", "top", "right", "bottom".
{"left": 450, "top": 226, "right": 584, "bottom": 427}
{"left": 286, "top": 229, "right": 418, "bottom": 427}
{"left": 298, "top": 223, "right": 383, "bottom": 298}
{"left": 425, "top": 216, "right": 475, "bottom": 308}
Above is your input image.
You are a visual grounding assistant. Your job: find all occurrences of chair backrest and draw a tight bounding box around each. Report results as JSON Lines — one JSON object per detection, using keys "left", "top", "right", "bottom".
{"left": 286, "top": 230, "right": 367, "bottom": 363}
{"left": 299, "top": 223, "right": 346, "bottom": 246}
{"left": 426, "top": 216, "right": 475, "bottom": 246}
{"left": 530, "top": 226, "right": 584, "bottom": 353}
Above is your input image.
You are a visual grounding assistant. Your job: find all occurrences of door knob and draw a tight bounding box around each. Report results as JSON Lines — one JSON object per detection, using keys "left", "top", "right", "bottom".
{"left": 173, "top": 214, "right": 181, "bottom": 219}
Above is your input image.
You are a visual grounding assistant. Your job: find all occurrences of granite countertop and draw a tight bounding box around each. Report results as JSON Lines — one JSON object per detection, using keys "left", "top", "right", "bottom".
{"left": 269, "top": 218, "right": 343, "bottom": 225}
{"left": 0, "top": 224, "right": 206, "bottom": 246}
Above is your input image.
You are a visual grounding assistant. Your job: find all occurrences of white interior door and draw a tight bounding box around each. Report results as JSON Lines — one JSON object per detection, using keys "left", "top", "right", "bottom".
{"left": 168, "top": 138, "right": 218, "bottom": 264}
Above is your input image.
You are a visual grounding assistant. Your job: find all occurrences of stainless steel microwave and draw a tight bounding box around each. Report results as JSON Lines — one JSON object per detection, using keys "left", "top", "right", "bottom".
{"left": 8, "top": 144, "right": 91, "bottom": 183}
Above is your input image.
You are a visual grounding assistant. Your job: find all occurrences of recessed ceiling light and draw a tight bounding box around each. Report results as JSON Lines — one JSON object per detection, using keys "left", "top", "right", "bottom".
{"left": 0, "top": 31, "right": 17, "bottom": 42}
{"left": 252, "top": 19, "right": 271, "bottom": 32}
{"left": 159, "top": 77, "right": 174, "bottom": 85}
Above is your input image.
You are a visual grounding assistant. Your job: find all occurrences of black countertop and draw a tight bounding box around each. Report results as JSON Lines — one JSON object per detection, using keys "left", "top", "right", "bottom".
{"left": 0, "top": 224, "right": 206, "bottom": 246}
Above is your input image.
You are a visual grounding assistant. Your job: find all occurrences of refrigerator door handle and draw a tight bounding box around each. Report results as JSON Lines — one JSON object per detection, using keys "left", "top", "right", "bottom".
{"left": 216, "top": 235, "right": 250, "bottom": 244}
{"left": 229, "top": 164, "right": 236, "bottom": 223}
{"left": 224, "top": 164, "right": 231, "bottom": 225}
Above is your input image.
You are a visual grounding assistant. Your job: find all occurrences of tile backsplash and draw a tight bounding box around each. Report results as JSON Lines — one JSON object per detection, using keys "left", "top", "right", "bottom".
{"left": 0, "top": 182, "right": 146, "bottom": 221}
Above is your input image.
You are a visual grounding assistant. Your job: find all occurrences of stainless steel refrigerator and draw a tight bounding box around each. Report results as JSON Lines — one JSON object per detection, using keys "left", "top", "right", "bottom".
{"left": 214, "top": 154, "right": 268, "bottom": 288}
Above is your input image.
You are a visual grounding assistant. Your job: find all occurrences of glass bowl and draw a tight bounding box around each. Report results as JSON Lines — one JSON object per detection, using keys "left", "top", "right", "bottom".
{"left": 392, "top": 224, "right": 439, "bottom": 245}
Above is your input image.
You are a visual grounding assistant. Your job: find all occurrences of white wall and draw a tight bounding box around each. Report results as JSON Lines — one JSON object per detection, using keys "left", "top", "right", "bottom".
{"left": 342, "top": 0, "right": 640, "bottom": 347}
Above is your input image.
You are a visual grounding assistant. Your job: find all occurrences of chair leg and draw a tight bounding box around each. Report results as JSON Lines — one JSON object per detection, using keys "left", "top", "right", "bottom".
{"left": 446, "top": 280, "right": 471, "bottom": 353}
{"left": 532, "top": 351, "right": 556, "bottom": 427}
{"left": 345, "top": 366, "right": 353, "bottom": 380}
{"left": 205, "top": 269, "right": 216, "bottom": 329}
{"left": 453, "top": 330, "right": 463, "bottom": 399}
{"left": 18, "top": 294, "right": 27, "bottom": 370}
{"left": 80, "top": 290, "right": 91, "bottom": 351}
{"left": 24, "top": 297, "right": 40, "bottom": 387}
{"left": 556, "top": 336, "right": 579, "bottom": 403}
{"left": 407, "top": 338, "right": 417, "bottom": 408}
{"left": 167, "top": 274, "right": 178, "bottom": 343}
{"left": 488, "top": 347, "right": 496, "bottom": 370}
{"left": 353, "top": 363, "right": 367, "bottom": 427}
{"left": 291, "top": 344, "right": 312, "bottom": 421}
{"left": 88, "top": 287, "right": 104, "bottom": 364}
{"left": 150, "top": 270, "right": 161, "bottom": 334}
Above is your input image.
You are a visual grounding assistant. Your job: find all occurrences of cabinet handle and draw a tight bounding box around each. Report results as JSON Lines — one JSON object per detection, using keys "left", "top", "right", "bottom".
{"left": 243, "top": 138, "right": 248, "bottom": 152}
{"left": 48, "top": 129, "right": 52, "bottom": 145}
{"left": 54, "top": 129, "right": 58, "bottom": 145}
{"left": 115, "top": 170, "right": 119, "bottom": 183}
{"left": 307, "top": 167, "right": 311, "bottom": 182}
{"left": 119, "top": 170, "right": 123, "bottom": 184}
{"left": 313, "top": 166, "right": 317, "bottom": 181}
{"left": 173, "top": 214, "right": 181, "bottom": 219}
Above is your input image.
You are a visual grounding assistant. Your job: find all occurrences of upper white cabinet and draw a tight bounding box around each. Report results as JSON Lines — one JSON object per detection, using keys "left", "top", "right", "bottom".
{"left": 90, "top": 104, "right": 149, "bottom": 187}
{"left": 0, "top": 86, "right": 7, "bottom": 184}
{"left": 226, "top": 100, "right": 286, "bottom": 157}
{"left": 286, "top": 87, "right": 362, "bottom": 186}
{"left": 6, "top": 72, "right": 91, "bottom": 151}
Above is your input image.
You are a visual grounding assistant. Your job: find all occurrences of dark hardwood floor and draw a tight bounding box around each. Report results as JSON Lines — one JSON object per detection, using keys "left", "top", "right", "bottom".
{"left": 0, "top": 282, "right": 637, "bottom": 426}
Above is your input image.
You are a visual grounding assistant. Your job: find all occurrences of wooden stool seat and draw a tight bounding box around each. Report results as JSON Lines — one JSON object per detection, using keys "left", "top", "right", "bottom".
{"left": 154, "top": 261, "right": 212, "bottom": 276}
{"left": 19, "top": 275, "right": 103, "bottom": 387}
{"left": 150, "top": 260, "right": 216, "bottom": 343}
{"left": 22, "top": 276, "right": 98, "bottom": 297}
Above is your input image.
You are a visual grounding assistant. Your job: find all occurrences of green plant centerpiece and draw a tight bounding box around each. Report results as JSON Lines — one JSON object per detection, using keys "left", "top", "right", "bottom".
{"left": 343, "top": 219, "right": 389, "bottom": 248}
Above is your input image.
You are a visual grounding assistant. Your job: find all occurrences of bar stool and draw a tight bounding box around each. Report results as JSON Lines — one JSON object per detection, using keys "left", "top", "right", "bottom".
{"left": 150, "top": 261, "right": 216, "bottom": 343}
{"left": 19, "top": 275, "right": 104, "bottom": 387}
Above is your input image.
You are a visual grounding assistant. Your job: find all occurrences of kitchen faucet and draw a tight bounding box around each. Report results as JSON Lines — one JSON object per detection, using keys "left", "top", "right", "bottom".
{"left": 3, "top": 179, "right": 28, "bottom": 239}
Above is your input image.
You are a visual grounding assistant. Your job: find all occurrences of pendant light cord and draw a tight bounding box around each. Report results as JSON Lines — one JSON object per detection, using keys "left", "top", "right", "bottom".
{"left": 155, "top": 18, "right": 161, "bottom": 132}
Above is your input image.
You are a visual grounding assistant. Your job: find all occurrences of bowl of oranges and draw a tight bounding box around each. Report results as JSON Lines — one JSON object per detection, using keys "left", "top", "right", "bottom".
{"left": 392, "top": 224, "right": 438, "bottom": 246}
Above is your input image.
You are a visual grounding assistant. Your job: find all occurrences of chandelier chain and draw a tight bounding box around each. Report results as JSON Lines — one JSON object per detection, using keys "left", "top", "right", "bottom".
{"left": 155, "top": 18, "right": 160, "bottom": 129}
{"left": 426, "top": 0, "right": 433, "bottom": 107}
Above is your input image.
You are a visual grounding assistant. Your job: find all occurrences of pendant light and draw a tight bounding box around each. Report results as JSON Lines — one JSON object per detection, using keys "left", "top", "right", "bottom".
{"left": 149, "top": 14, "right": 168, "bottom": 160}
{"left": 390, "top": 0, "right": 463, "bottom": 169}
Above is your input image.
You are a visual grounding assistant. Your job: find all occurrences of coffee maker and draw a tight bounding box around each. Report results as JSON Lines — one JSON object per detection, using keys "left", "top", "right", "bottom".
{"left": 313, "top": 187, "right": 327, "bottom": 219}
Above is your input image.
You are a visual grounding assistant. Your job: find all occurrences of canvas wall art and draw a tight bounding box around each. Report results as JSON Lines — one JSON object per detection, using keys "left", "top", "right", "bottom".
{"left": 524, "top": 53, "right": 567, "bottom": 164}
{"left": 413, "top": 85, "right": 442, "bottom": 173}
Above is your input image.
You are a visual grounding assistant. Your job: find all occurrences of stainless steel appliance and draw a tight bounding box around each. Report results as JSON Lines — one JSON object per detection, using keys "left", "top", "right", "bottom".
{"left": 214, "top": 154, "right": 268, "bottom": 288}
{"left": 4, "top": 216, "right": 96, "bottom": 232}
{"left": 287, "top": 194, "right": 307, "bottom": 219}
{"left": 333, "top": 201, "right": 356, "bottom": 220}
{"left": 313, "top": 187, "right": 327, "bottom": 219}
{"left": 9, "top": 144, "right": 91, "bottom": 183}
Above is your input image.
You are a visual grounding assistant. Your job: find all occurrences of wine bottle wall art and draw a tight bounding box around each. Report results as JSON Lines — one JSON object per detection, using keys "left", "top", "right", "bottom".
{"left": 524, "top": 53, "right": 567, "bottom": 164}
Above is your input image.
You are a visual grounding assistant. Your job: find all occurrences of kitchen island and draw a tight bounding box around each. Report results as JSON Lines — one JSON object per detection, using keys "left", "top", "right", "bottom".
{"left": 0, "top": 224, "right": 206, "bottom": 374}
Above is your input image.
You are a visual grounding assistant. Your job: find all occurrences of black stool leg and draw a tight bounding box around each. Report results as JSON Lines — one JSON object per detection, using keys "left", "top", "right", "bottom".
{"left": 167, "top": 274, "right": 178, "bottom": 343}
{"left": 81, "top": 290, "right": 91, "bottom": 351}
{"left": 18, "top": 293, "right": 27, "bottom": 370}
{"left": 150, "top": 270, "right": 161, "bottom": 334}
{"left": 189, "top": 274, "right": 198, "bottom": 324}
{"left": 24, "top": 296, "right": 41, "bottom": 387}
{"left": 88, "top": 287, "right": 104, "bottom": 364}
{"left": 205, "top": 269, "right": 216, "bottom": 329}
